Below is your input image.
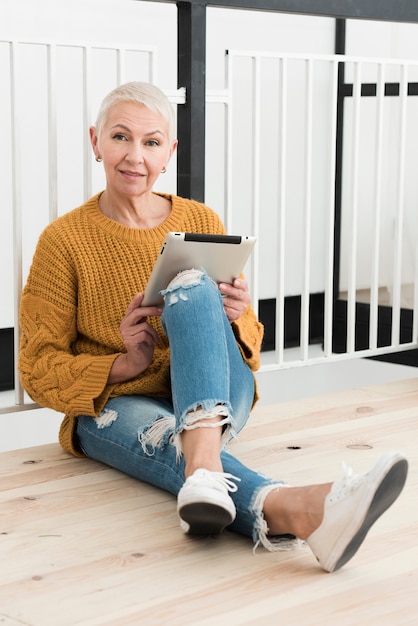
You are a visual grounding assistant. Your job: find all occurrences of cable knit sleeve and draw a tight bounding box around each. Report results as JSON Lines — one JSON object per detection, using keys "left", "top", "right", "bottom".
{"left": 18, "top": 226, "right": 118, "bottom": 418}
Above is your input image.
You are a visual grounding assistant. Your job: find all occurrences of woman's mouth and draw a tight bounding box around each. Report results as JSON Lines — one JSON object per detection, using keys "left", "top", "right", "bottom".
{"left": 120, "top": 170, "right": 144, "bottom": 179}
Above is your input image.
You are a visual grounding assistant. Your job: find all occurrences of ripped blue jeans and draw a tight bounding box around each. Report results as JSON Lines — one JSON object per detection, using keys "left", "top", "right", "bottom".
{"left": 76, "top": 269, "right": 285, "bottom": 549}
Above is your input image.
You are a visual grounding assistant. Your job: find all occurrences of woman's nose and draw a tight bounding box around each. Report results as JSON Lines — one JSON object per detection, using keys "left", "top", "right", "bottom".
{"left": 126, "top": 142, "right": 144, "bottom": 164}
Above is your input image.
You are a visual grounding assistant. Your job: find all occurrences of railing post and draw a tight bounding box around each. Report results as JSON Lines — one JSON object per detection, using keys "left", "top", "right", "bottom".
{"left": 176, "top": 0, "right": 207, "bottom": 201}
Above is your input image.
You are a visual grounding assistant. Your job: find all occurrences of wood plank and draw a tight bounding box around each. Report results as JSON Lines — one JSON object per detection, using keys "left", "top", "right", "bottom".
{"left": 1, "top": 379, "right": 417, "bottom": 625}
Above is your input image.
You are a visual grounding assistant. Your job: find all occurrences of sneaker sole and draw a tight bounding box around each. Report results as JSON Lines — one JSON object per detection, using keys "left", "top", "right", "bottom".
{"left": 179, "top": 502, "right": 234, "bottom": 535}
{"left": 331, "top": 454, "right": 408, "bottom": 572}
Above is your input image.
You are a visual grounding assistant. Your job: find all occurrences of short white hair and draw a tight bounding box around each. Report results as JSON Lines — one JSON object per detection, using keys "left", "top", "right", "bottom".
{"left": 95, "top": 81, "right": 176, "bottom": 142}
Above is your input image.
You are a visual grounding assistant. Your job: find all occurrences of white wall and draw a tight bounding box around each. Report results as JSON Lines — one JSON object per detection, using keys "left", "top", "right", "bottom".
{"left": 0, "top": 0, "right": 178, "bottom": 328}
{"left": 204, "top": 12, "right": 418, "bottom": 300}
{"left": 2, "top": 2, "right": 418, "bottom": 326}
{"left": 204, "top": 10, "right": 336, "bottom": 299}
{"left": 2, "top": 2, "right": 418, "bottom": 446}
{"left": 346, "top": 19, "right": 418, "bottom": 59}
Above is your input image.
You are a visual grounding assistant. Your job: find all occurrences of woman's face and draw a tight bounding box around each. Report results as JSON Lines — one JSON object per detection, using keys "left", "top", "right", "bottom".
{"left": 90, "top": 101, "right": 177, "bottom": 201}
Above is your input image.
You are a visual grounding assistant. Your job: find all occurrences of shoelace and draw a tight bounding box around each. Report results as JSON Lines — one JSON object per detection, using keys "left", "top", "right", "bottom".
{"left": 328, "top": 462, "right": 364, "bottom": 504}
{"left": 188, "top": 470, "right": 241, "bottom": 493}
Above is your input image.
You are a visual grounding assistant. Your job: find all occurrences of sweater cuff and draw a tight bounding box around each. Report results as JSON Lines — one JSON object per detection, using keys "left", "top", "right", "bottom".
{"left": 67, "top": 353, "right": 121, "bottom": 418}
{"left": 232, "top": 314, "right": 264, "bottom": 372}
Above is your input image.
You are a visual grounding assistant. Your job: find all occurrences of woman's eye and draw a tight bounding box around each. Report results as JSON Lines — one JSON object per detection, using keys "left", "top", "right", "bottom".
{"left": 146, "top": 139, "right": 159, "bottom": 147}
{"left": 113, "top": 133, "right": 128, "bottom": 141}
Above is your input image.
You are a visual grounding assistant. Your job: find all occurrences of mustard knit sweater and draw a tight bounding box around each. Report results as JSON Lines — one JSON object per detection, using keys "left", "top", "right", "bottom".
{"left": 19, "top": 192, "right": 264, "bottom": 457}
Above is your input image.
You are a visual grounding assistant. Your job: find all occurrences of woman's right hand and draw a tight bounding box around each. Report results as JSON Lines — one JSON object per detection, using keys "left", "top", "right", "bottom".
{"left": 108, "top": 293, "right": 162, "bottom": 384}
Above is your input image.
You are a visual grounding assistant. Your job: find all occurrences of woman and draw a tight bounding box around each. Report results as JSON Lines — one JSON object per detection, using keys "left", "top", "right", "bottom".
{"left": 19, "top": 81, "right": 408, "bottom": 573}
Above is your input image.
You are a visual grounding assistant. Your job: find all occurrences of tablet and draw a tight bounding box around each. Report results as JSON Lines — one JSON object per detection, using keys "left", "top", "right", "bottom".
{"left": 142, "top": 232, "right": 256, "bottom": 306}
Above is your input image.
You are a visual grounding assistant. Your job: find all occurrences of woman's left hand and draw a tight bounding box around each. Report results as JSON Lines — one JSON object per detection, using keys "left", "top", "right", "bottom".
{"left": 218, "top": 278, "right": 251, "bottom": 322}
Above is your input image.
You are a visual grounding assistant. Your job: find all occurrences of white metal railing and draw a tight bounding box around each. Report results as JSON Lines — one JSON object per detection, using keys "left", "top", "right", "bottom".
{"left": 0, "top": 37, "right": 184, "bottom": 413}
{"left": 217, "top": 51, "right": 418, "bottom": 372}
{"left": 6, "top": 37, "right": 158, "bottom": 408}
{"left": 1, "top": 45, "right": 418, "bottom": 413}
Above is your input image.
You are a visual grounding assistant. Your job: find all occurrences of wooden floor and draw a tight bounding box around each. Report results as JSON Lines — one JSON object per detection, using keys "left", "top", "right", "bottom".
{"left": 1, "top": 378, "right": 417, "bottom": 625}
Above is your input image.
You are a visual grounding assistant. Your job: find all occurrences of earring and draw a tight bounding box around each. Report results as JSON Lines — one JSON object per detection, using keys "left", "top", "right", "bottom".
{"left": 161, "top": 166, "right": 167, "bottom": 174}
{"left": 95, "top": 155, "right": 103, "bottom": 163}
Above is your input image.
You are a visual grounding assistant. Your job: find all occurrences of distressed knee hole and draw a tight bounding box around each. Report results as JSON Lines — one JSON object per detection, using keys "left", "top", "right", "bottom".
{"left": 94, "top": 409, "right": 118, "bottom": 429}
{"left": 167, "top": 291, "right": 189, "bottom": 305}
{"left": 168, "top": 268, "right": 204, "bottom": 288}
{"left": 138, "top": 415, "right": 176, "bottom": 456}
{"left": 162, "top": 269, "right": 205, "bottom": 306}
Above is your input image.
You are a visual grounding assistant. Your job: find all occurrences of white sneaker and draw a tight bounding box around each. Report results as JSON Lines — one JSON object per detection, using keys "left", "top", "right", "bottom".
{"left": 177, "top": 469, "right": 240, "bottom": 535}
{"left": 307, "top": 451, "right": 408, "bottom": 572}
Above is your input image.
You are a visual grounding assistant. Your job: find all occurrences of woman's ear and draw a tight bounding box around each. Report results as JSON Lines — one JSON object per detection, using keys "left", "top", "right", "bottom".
{"left": 89, "top": 126, "right": 99, "bottom": 158}
{"left": 169, "top": 139, "right": 179, "bottom": 161}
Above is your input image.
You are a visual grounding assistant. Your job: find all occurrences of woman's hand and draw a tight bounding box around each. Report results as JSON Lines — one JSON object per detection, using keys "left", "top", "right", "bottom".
{"left": 218, "top": 278, "right": 251, "bottom": 322}
{"left": 108, "top": 293, "right": 162, "bottom": 383}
